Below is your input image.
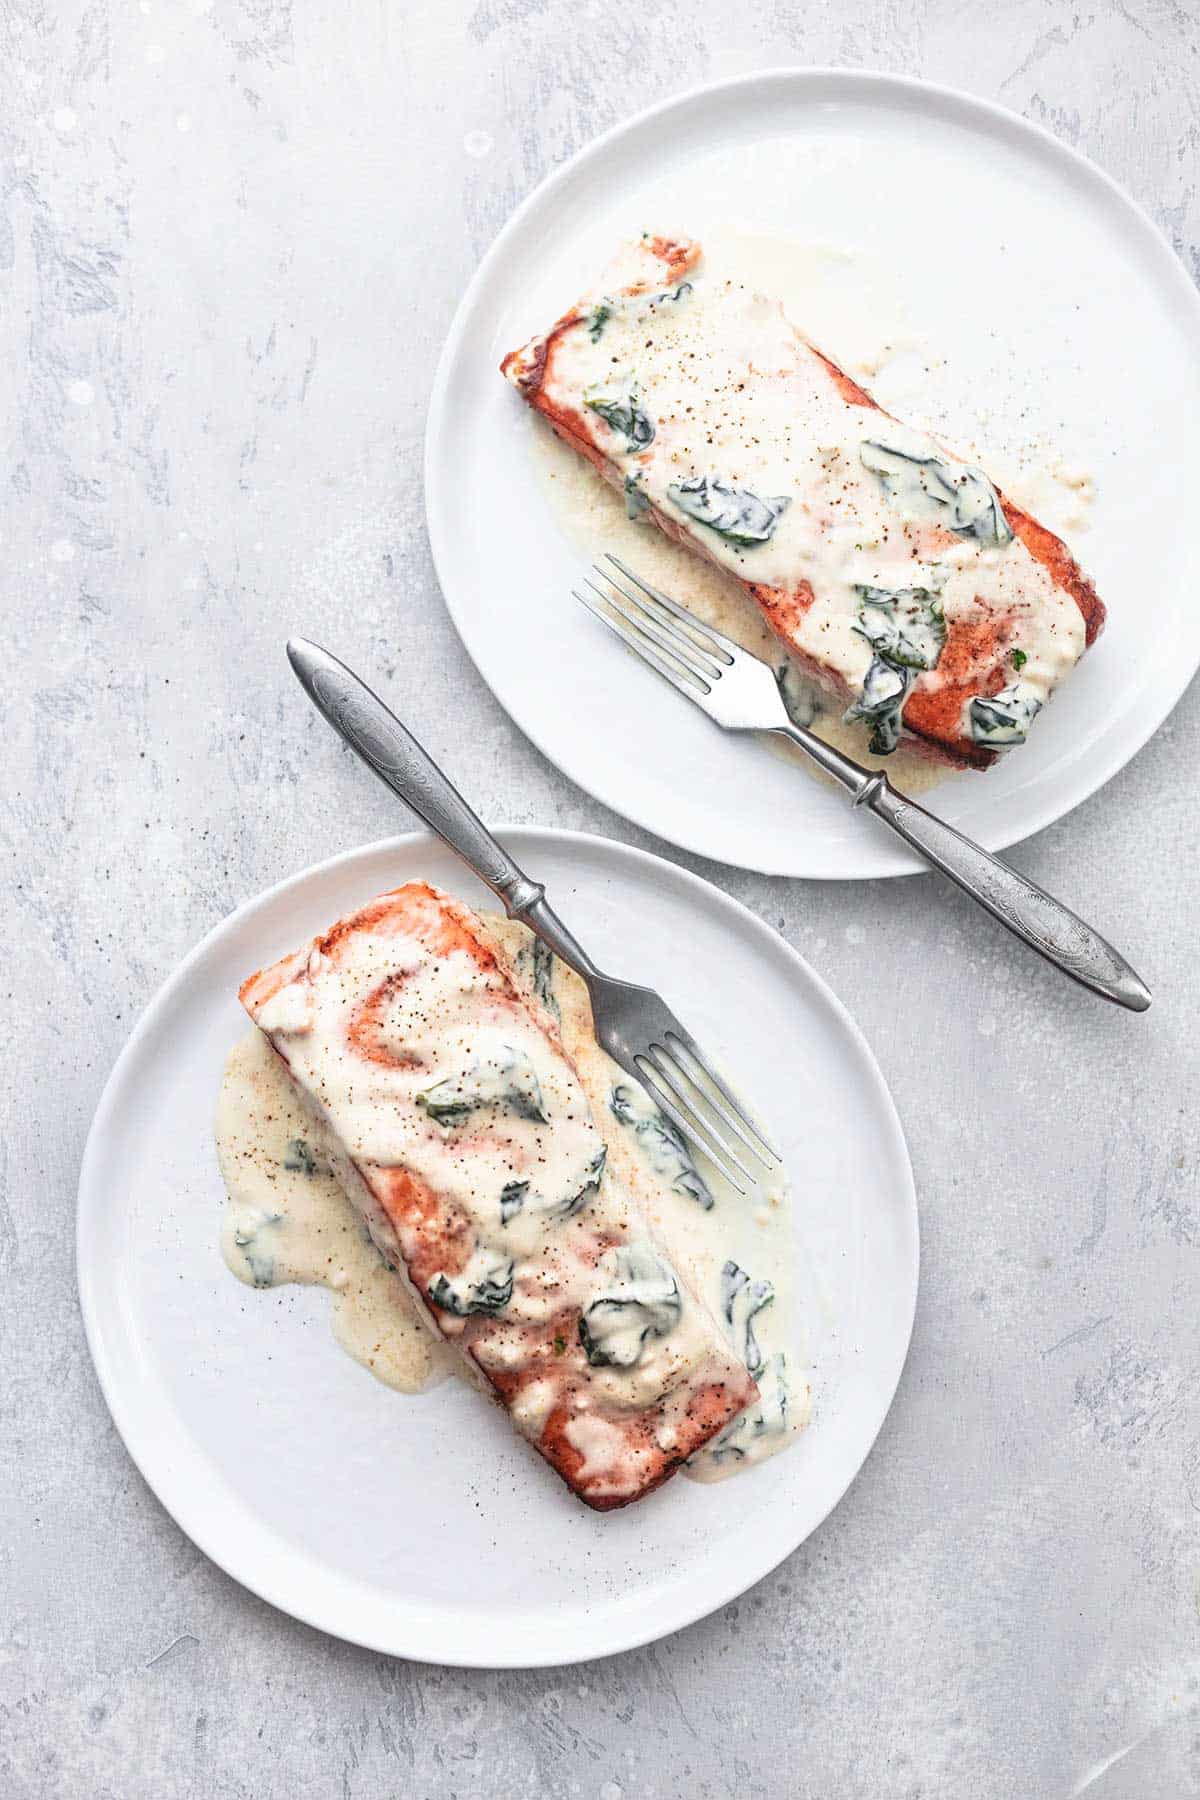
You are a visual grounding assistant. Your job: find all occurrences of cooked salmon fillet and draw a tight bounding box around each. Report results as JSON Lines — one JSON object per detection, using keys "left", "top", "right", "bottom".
{"left": 240, "top": 881, "right": 756, "bottom": 1510}
{"left": 502, "top": 235, "right": 1104, "bottom": 769}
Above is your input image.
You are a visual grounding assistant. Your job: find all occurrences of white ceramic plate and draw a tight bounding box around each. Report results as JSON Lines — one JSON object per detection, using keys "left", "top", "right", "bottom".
{"left": 77, "top": 829, "right": 916, "bottom": 1666}
{"left": 425, "top": 70, "right": 1200, "bottom": 879}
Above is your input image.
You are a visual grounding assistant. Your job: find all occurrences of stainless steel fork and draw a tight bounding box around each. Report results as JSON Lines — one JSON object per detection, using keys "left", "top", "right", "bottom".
{"left": 287, "top": 637, "right": 780, "bottom": 1192}
{"left": 576, "top": 554, "right": 1151, "bottom": 1013}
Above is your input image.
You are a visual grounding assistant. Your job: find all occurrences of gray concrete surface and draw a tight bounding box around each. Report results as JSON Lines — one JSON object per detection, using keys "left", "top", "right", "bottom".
{"left": 3, "top": 2, "right": 1198, "bottom": 1795}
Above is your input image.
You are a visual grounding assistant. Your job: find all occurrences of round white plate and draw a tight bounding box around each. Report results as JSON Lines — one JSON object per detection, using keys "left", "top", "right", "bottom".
{"left": 78, "top": 829, "right": 917, "bottom": 1667}
{"left": 426, "top": 70, "right": 1200, "bottom": 879}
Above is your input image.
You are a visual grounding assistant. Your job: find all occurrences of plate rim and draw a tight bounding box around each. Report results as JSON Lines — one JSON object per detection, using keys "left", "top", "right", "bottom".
{"left": 424, "top": 65, "right": 1200, "bottom": 880}
{"left": 76, "top": 825, "right": 919, "bottom": 1667}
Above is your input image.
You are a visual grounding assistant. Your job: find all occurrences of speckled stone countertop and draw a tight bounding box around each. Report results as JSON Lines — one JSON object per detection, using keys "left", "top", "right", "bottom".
{"left": 3, "top": 3, "right": 1198, "bottom": 1796}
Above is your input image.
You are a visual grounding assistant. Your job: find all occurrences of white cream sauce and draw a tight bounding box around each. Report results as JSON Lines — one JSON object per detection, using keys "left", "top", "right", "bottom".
{"left": 530, "top": 410, "right": 947, "bottom": 797}
{"left": 216, "top": 1028, "right": 455, "bottom": 1394}
{"left": 217, "top": 916, "right": 808, "bottom": 1484}
{"left": 527, "top": 229, "right": 1094, "bottom": 773}
{"left": 478, "top": 918, "right": 809, "bottom": 1481}
{"left": 247, "top": 923, "right": 609, "bottom": 1269}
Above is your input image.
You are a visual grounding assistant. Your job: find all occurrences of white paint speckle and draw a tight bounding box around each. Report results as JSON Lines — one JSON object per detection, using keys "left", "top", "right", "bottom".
{"left": 464, "top": 130, "right": 493, "bottom": 159}
{"left": 145, "top": 43, "right": 166, "bottom": 65}
{"left": 598, "top": 1784, "right": 623, "bottom": 1800}
{"left": 53, "top": 107, "right": 77, "bottom": 134}
{"left": 67, "top": 380, "right": 94, "bottom": 407}
{"left": 844, "top": 924, "right": 865, "bottom": 945}
{"left": 176, "top": 113, "right": 192, "bottom": 134}
{"left": 978, "top": 1014, "right": 997, "bottom": 1038}
{"left": 50, "top": 539, "right": 76, "bottom": 563}
{"left": 183, "top": 574, "right": 201, "bottom": 591}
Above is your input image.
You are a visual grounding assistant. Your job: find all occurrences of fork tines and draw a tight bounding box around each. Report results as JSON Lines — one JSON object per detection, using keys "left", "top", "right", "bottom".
{"left": 636, "top": 1032, "right": 781, "bottom": 1190}
{"left": 574, "top": 553, "right": 738, "bottom": 698}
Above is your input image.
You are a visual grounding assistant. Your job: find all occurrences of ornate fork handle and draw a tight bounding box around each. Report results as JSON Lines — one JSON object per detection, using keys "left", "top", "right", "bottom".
{"left": 294, "top": 642, "right": 541, "bottom": 909}
{"left": 864, "top": 777, "right": 1150, "bottom": 1008}
{"left": 289, "top": 639, "right": 602, "bottom": 980}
